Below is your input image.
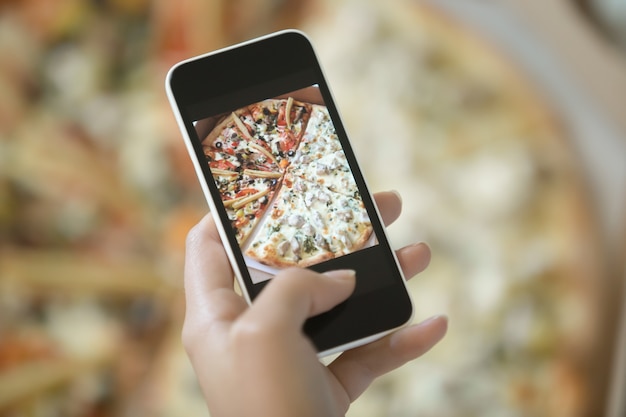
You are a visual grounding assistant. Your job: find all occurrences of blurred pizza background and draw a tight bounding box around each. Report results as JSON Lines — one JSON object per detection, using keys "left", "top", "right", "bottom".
{"left": 0, "top": 0, "right": 625, "bottom": 416}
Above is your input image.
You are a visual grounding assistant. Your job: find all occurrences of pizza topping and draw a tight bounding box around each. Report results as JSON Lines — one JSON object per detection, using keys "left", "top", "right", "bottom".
{"left": 231, "top": 188, "right": 270, "bottom": 209}
{"left": 293, "top": 178, "right": 307, "bottom": 193}
{"left": 271, "top": 208, "right": 284, "bottom": 220}
{"left": 312, "top": 211, "right": 325, "bottom": 229}
{"left": 304, "top": 192, "right": 315, "bottom": 208}
{"left": 339, "top": 231, "right": 353, "bottom": 249}
{"left": 302, "top": 236, "right": 316, "bottom": 253}
{"left": 337, "top": 210, "right": 353, "bottom": 222}
{"left": 316, "top": 164, "right": 330, "bottom": 175}
{"left": 235, "top": 188, "right": 257, "bottom": 198}
{"left": 315, "top": 233, "right": 329, "bottom": 250}
{"left": 231, "top": 112, "right": 254, "bottom": 141}
{"left": 293, "top": 150, "right": 310, "bottom": 165}
{"left": 287, "top": 214, "right": 305, "bottom": 228}
{"left": 234, "top": 214, "right": 249, "bottom": 229}
{"left": 290, "top": 237, "right": 301, "bottom": 256}
{"left": 278, "top": 132, "right": 298, "bottom": 153}
{"left": 278, "top": 158, "right": 290, "bottom": 170}
{"left": 294, "top": 106, "right": 306, "bottom": 123}
{"left": 210, "top": 168, "right": 238, "bottom": 177}
{"left": 277, "top": 239, "right": 290, "bottom": 256}
{"left": 317, "top": 191, "right": 331, "bottom": 204}
{"left": 302, "top": 223, "right": 315, "bottom": 236}
{"left": 329, "top": 153, "right": 344, "bottom": 169}
{"left": 248, "top": 142, "right": 277, "bottom": 164}
{"left": 285, "top": 97, "right": 294, "bottom": 128}
{"left": 242, "top": 169, "right": 282, "bottom": 179}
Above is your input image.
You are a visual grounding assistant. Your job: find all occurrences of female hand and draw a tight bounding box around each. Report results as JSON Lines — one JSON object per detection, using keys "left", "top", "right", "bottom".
{"left": 182, "top": 190, "right": 448, "bottom": 417}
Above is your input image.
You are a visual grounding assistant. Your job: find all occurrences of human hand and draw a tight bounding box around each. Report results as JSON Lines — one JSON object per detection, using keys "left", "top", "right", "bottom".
{"left": 182, "top": 190, "right": 448, "bottom": 417}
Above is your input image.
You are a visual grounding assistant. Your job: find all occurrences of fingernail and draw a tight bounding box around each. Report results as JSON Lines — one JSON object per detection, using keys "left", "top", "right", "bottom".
{"left": 323, "top": 269, "right": 356, "bottom": 281}
{"left": 418, "top": 314, "right": 448, "bottom": 326}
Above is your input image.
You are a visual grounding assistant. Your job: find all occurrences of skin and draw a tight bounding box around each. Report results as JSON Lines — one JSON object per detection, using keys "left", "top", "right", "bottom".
{"left": 182, "top": 190, "right": 448, "bottom": 417}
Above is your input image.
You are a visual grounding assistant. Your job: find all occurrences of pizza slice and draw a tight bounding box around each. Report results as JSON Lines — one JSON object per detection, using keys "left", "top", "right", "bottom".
{"left": 245, "top": 172, "right": 373, "bottom": 267}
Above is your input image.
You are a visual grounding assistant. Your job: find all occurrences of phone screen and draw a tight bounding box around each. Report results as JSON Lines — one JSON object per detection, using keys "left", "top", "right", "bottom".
{"left": 167, "top": 31, "right": 412, "bottom": 354}
{"left": 192, "top": 84, "right": 380, "bottom": 286}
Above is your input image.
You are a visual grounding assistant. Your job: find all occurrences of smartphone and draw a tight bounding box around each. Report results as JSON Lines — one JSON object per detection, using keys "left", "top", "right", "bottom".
{"left": 166, "top": 30, "right": 413, "bottom": 356}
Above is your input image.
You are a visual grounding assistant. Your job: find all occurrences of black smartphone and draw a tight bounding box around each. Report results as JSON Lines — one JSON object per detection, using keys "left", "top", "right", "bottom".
{"left": 166, "top": 30, "right": 413, "bottom": 356}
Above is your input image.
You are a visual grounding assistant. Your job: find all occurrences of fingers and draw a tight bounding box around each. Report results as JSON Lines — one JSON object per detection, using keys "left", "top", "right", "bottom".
{"left": 396, "top": 242, "right": 431, "bottom": 281}
{"left": 373, "top": 190, "right": 430, "bottom": 280}
{"left": 373, "top": 190, "right": 402, "bottom": 226}
{"left": 238, "top": 268, "right": 356, "bottom": 333}
{"left": 328, "top": 315, "right": 448, "bottom": 404}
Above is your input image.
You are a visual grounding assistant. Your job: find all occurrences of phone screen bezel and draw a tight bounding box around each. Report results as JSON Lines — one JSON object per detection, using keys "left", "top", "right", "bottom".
{"left": 166, "top": 30, "right": 413, "bottom": 353}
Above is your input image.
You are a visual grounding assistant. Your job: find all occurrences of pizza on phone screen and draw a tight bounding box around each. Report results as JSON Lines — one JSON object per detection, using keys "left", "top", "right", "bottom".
{"left": 198, "top": 88, "right": 374, "bottom": 269}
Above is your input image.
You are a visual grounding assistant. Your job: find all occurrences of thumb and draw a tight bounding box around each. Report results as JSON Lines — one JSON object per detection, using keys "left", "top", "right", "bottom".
{"left": 241, "top": 268, "right": 356, "bottom": 331}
